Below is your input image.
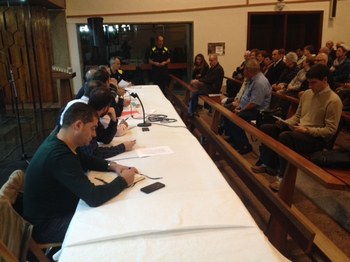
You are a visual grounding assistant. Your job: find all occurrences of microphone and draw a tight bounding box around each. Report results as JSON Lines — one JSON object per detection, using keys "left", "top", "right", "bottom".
{"left": 130, "top": 92, "right": 151, "bottom": 127}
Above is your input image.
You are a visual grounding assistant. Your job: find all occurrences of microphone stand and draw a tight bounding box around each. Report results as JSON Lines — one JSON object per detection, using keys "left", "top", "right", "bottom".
{"left": 0, "top": 50, "right": 28, "bottom": 160}
{"left": 130, "top": 92, "right": 151, "bottom": 127}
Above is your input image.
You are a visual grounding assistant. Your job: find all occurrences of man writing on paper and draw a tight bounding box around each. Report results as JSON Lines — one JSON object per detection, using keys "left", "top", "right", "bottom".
{"left": 188, "top": 54, "right": 224, "bottom": 117}
{"left": 24, "top": 103, "right": 138, "bottom": 243}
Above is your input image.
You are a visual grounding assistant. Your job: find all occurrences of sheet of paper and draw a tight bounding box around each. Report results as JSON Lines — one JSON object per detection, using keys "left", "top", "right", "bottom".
{"left": 136, "top": 146, "right": 174, "bottom": 157}
{"left": 118, "top": 79, "right": 130, "bottom": 88}
{"left": 272, "top": 115, "right": 295, "bottom": 130}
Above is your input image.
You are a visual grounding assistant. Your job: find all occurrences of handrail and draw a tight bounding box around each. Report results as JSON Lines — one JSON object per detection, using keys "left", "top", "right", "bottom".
{"left": 169, "top": 74, "right": 345, "bottom": 191}
{"left": 140, "top": 62, "right": 188, "bottom": 71}
{"left": 272, "top": 91, "right": 350, "bottom": 123}
{"left": 168, "top": 73, "right": 316, "bottom": 253}
{"left": 272, "top": 91, "right": 299, "bottom": 104}
{"left": 168, "top": 73, "right": 349, "bottom": 259}
{"left": 224, "top": 76, "right": 243, "bottom": 86}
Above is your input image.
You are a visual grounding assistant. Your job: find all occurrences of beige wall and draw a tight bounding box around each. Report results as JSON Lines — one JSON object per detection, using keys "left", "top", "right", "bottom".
{"left": 66, "top": 0, "right": 350, "bottom": 92}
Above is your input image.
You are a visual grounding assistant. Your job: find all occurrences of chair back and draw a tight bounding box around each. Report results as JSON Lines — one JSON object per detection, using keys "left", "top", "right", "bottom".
{"left": 0, "top": 170, "right": 32, "bottom": 262}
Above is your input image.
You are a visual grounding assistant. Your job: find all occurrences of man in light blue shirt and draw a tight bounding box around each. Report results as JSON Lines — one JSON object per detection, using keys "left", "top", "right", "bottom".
{"left": 227, "top": 58, "right": 271, "bottom": 154}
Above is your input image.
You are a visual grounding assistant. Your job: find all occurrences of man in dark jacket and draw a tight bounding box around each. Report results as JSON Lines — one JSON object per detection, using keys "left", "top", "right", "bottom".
{"left": 265, "top": 49, "right": 286, "bottom": 85}
{"left": 188, "top": 54, "right": 224, "bottom": 116}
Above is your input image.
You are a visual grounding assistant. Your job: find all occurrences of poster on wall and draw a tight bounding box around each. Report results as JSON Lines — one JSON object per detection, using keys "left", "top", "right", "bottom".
{"left": 208, "top": 42, "right": 225, "bottom": 55}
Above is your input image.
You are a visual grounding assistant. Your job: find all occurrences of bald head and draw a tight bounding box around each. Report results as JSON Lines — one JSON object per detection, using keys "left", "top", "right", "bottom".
{"left": 315, "top": 53, "right": 328, "bottom": 66}
{"left": 319, "top": 46, "right": 330, "bottom": 55}
{"left": 244, "top": 58, "right": 260, "bottom": 79}
{"left": 208, "top": 54, "right": 218, "bottom": 68}
{"left": 85, "top": 68, "right": 97, "bottom": 81}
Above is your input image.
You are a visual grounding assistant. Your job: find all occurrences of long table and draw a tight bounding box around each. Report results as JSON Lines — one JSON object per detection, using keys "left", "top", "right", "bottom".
{"left": 56, "top": 85, "right": 287, "bottom": 261}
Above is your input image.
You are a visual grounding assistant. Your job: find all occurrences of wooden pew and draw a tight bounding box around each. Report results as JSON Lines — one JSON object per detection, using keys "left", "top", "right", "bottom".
{"left": 168, "top": 74, "right": 316, "bottom": 252}
{"left": 167, "top": 73, "right": 349, "bottom": 260}
{"left": 223, "top": 76, "right": 243, "bottom": 86}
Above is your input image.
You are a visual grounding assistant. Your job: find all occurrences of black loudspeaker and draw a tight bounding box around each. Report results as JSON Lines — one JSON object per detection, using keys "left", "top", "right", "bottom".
{"left": 87, "top": 17, "right": 105, "bottom": 47}
{"left": 330, "top": 0, "right": 337, "bottom": 18}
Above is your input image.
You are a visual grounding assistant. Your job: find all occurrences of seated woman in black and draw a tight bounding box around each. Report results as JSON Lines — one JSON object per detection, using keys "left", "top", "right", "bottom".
{"left": 192, "top": 53, "right": 209, "bottom": 80}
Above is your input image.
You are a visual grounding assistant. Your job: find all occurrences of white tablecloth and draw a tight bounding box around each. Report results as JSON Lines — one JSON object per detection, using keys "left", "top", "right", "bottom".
{"left": 57, "top": 86, "right": 287, "bottom": 261}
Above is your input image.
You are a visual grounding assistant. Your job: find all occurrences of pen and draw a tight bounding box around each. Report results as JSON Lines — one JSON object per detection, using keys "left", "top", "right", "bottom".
{"left": 138, "top": 174, "right": 163, "bottom": 180}
{"left": 95, "top": 177, "right": 108, "bottom": 184}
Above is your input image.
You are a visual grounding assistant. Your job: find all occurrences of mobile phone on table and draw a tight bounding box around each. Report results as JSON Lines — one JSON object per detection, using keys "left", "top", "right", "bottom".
{"left": 140, "top": 182, "right": 165, "bottom": 194}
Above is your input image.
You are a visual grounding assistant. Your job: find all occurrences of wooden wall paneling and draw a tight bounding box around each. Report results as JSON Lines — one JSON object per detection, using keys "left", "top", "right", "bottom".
{"left": 0, "top": 5, "right": 56, "bottom": 106}
{"left": 24, "top": 7, "right": 40, "bottom": 105}
{"left": 30, "top": 7, "right": 55, "bottom": 103}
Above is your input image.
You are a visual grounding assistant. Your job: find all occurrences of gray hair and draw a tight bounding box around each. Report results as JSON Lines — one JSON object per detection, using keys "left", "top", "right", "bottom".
{"left": 85, "top": 68, "right": 97, "bottom": 81}
{"left": 245, "top": 58, "right": 260, "bottom": 72}
{"left": 285, "top": 52, "right": 298, "bottom": 63}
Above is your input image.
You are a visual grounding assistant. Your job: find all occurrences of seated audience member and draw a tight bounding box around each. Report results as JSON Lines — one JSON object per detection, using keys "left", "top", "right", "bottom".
{"left": 249, "top": 48, "right": 259, "bottom": 59}
{"left": 271, "top": 52, "right": 299, "bottom": 92}
{"left": 314, "top": 52, "right": 328, "bottom": 66}
{"left": 303, "top": 45, "right": 316, "bottom": 59}
{"left": 283, "top": 57, "right": 314, "bottom": 95}
{"left": 331, "top": 44, "right": 350, "bottom": 85}
{"left": 108, "top": 56, "right": 132, "bottom": 86}
{"left": 336, "top": 82, "right": 350, "bottom": 108}
{"left": 319, "top": 46, "right": 334, "bottom": 68}
{"left": 225, "top": 58, "right": 271, "bottom": 154}
{"left": 262, "top": 52, "right": 273, "bottom": 75}
{"left": 226, "top": 50, "right": 250, "bottom": 98}
{"left": 265, "top": 49, "right": 286, "bottom": 86}
{"left": 23, "top": 102, "right": 138, "bottom": 243}
{"left": 326, "top": 40, "right": 336, "bottom": 61}
{"left": 76, "top": 68, "right": 97, "bottom": 99}
{"left": 274, "top": 57, "right": 315, "bottom": 118}
{"left": 296, "top": 48, "right": 305, "bottom": 68}
{"left": 192, "top": 53, "right": 209, "bottom": 80}
{"left": 256, "top": 50, "right": 268, "bottom": 70}
{"left": 313, "top": 52, "right": 335, "bottom": 90}
{"left": 252, "top": 64, "right": 343, "bottom": 191}
{"left": 188, "top": 54, "right": 224, "bottom": 117}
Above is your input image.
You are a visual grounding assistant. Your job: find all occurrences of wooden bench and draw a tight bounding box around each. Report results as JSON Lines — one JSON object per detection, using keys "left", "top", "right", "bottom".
{"left": 167, "top": 73, "right": 349, "bottom": 261}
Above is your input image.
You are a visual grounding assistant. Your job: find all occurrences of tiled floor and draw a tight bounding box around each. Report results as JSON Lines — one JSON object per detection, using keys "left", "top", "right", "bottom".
{"left": 0, "top": 106, "right": 60, "bottom": 185}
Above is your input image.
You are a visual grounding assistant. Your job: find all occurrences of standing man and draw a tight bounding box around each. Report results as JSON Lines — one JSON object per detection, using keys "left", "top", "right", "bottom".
{"left": 225, "top": 58, "right": 271, "bottom": 154}
{"left": 149, "top": 35, "right": 171, "bottom": 95}
{"left": 188, "top": 54, "right": 224, "bottom": 116}
{"left": 252, "top": 64, "right": 343, "bottom": 191}
{"left": 24, "top": 102, "right": 138, "bottom": 243}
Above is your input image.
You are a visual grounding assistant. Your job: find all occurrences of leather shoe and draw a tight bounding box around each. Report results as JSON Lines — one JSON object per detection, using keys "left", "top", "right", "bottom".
{"left": 238, "top": 145, "right": 252, "bottom": 155}
{"left": 270, "top": 178, "right": 282, "bottom": 192}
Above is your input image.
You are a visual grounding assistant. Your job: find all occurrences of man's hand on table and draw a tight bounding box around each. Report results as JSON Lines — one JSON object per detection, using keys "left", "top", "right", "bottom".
{"left": 109, "top": 162, "right": 138, "bottom": 186}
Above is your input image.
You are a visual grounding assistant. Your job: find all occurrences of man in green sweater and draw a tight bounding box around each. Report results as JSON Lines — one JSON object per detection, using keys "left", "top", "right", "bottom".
{"left": 252, "top": 64, "right": 343, "bottom": 191}
{"left": 23, "top": 103, "right": 138, "bottom": 243}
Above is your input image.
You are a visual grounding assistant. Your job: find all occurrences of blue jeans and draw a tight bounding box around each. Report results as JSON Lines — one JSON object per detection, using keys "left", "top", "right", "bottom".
{"left": 188, "top": 88, "right": 209, "bottom": 115}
